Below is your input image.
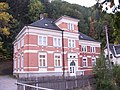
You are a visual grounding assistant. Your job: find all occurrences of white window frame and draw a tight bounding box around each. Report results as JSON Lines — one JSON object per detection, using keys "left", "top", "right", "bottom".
{"left": 54, "top": 53, "right": 62, "bottom": 67}
{"left": 18, "top": 41, "right": 20, "bottom": 49}
{"left": 18, "top": 55, "right": 20, "bottom": 71}
{"left": 92, "top": 57, "right": 96, "bottom": 66}
{"left": 53, "top": 37, "right": 62, "bottom": 47}
{"left": 14, "top": 58, "right": 16, "bottom": 71}
{"left": 68, "top": 23, "right": 74, "bottom": 30}
{"left": 21, "top": 54, "right": 24, "bottom": 71}
{"left": 68, "top": 39, "right": 75, "bottom": 48}
{"left": 90, "top": 46, "right": 96, "bottom": 53}
{"left": 38, "top": 52, "right": 47, "bottom": 67}
{"left": 14, "top": 45, "right": 17, "bottom": 53}
{"left": 81, "top": 45, "right": 87, "bottom": 52}
{"left": 21, "top": 38, "right": 24, "bottom": 47}
{"left": 38, "top": 36, "right": 47, "bottom": 46}
{"left": 82, "top": 57, "right": 88, "bottom": 67}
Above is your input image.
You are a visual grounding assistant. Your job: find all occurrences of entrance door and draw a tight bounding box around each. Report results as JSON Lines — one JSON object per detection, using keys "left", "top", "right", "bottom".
{"left": 70, "top": 61, "right": 76, "bottom": 76}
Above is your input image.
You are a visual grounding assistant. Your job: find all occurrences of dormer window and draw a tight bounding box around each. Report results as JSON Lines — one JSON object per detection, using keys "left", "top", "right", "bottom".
{"left": 68, "top": 23, "right": 74, "bottom": 30}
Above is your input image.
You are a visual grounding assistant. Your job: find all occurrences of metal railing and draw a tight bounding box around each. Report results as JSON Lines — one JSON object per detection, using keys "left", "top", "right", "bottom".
{"left": 16, "top": 82, "right": 54, "bottom": 90}
{"left": 17, "top": 75, "right": 95, "bottom": 90}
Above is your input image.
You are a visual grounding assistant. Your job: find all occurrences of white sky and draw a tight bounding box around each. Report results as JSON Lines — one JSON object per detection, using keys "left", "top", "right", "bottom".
{"left": 63, "top": 0, "right": 97, "bottom": 7}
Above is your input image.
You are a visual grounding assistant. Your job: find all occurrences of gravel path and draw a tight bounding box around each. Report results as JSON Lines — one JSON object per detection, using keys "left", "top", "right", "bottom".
{"left": 0, "top": 75, "right": 17, "bottom": 90}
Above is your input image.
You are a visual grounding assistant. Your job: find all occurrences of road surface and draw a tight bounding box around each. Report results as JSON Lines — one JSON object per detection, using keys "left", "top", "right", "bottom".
{"left": 0, "top": 75, "right": 17, "bottom": 90}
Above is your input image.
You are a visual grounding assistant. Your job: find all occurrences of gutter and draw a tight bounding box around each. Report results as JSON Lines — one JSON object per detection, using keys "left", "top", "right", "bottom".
{"left": 62, "top": 30, "right": 65, "bottom": 77}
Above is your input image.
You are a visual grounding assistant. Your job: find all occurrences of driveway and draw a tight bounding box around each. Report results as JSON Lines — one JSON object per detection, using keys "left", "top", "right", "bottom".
{"left": 0, "top": 75, "right": 17, "bottom": 90}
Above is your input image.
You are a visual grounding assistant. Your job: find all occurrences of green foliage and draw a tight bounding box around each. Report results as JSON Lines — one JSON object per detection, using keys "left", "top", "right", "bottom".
{"left": 28, "top": 0, "right": 45, "bottom": 22}
{"left": 0, "top": 2, "right": 13, "bottom": 60}
{"left": 112, "top": 12, "right": 120, "bottom": 44}
{"left": 113, "top": 65, "right": 120, "bottom": 87}
{"left": 94, "top": 53, "right": 114, "bottom": 90}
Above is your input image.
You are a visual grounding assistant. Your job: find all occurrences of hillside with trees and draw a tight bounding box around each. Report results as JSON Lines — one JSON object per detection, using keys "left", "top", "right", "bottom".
{"left": 0, "top": 0, "right": 119, "bottom": 60}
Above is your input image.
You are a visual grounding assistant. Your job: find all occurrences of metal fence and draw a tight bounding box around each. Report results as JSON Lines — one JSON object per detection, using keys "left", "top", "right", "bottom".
{"left": 16, "top": 75, "right": 95, "bottom": 90}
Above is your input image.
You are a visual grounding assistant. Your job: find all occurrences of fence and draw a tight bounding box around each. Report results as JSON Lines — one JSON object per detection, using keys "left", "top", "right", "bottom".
{"left": 17, "top": 75, "right": 95, "bottom": 90}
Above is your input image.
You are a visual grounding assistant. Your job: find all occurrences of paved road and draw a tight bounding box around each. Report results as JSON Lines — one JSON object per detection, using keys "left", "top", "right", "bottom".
{"left": 0, "top": 75, "right": 17, "bottom": 90}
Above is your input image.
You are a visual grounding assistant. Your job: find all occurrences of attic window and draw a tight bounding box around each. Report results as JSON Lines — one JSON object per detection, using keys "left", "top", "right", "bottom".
{"left": 45, "top": 23, "right": 48, "bottom": 26}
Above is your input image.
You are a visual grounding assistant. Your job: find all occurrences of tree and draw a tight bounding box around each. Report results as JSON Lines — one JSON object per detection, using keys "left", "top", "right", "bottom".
{"left": 28, "top": 0, "right": 45, "bottom": 22}
{"left": 0, "top": 2, "right": 13, "bottom": 59}
{"left": 94, "top": 52, "right": 114, "bottom": 90}
{"left": 96, "top": 0, "right": 120, "bottom": 44}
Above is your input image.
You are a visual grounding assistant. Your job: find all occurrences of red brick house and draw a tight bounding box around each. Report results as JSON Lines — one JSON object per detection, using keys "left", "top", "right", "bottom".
{"left": 13, "top": 15, "right": 101, "bottom": 77}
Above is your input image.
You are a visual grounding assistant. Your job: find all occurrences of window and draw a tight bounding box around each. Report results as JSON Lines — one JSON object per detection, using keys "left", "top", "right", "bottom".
{"left": 68, "top": 39, "right": 75, "bottom": 48}
{"left": 18, "top": 55, "right": 20, "bottom": 71}
{"left": 92, "top": 58, "right": 96, "bottom": 66}
{"left": 91, "top": 46, "right": 95, "bottom": 52}
{"left": 39, "top": 53, "right": 47, "bottom": 67}
{"left": 18, "top": 41, "right": 20, "bottom": 49}
{"left": 82, "top": 45, "right": 87, "bottom": 52}
{"left": 21, "top": 39, "right": 24, "bottom": 47}
{"left": 14, "top": 45, "right": 17, "bottom": 53}
{"left": 38, "top": 36, "right": 47, "bottom": 46}
{"left": 14, "top": 58, "right": 16, "bottom": 71}
{"left": 68, "top": 23, "right": 74, "bottom": 30}
{"left": 53, "top": 38, "right": 61, "bottom": 47}
{"left": 82, "top": 58, "right": 87, "bottom": 67}
{"left": 70, "top": 61, "right": 75, "bottom": 73}
{"left": 54, "top": 54, "right": 61, "bottom": 67}
{"left": 21, "top": 54, "right": 24, "bottom": 71}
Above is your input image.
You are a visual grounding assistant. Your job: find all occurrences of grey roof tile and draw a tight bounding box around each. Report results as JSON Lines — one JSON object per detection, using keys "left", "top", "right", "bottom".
{"left": 114, "top": 45, "right": 120, "bottom": 55}
{"left": 79, "top": 32, "right": 97, "bottom": 42}
{"left": 29, "top": 18, "right": 62, "bottom": 31}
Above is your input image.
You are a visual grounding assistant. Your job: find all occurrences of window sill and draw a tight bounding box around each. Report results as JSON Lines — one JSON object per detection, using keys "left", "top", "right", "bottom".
{"left": 39, "top": 66, "right": 47, "bottom": 68}
{"left": 55, "top": 66, "right": 62, "bottom": 68}
{"left": 82, "top": 66, "right": 88, "bottom": 68}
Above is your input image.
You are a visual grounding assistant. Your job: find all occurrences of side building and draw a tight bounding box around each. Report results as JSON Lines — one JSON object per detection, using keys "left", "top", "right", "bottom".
{"left": 13, "top": 15, "right": 101, "bottom": 77}
{"left": 104, "top": 44, "right": 120, "bottom": 65}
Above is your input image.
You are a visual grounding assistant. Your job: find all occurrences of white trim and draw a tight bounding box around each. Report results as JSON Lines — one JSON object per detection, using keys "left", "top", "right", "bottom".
{"left": 38, "top": 35, "right": 47, "bottom": 46}
{"left": 21, "top": 54, "right": 24, "bottom": 71}
{"left": 38, "top": 52, "right": 47, "bottom": 68}
{"left": 24, "top": 50, "right": 38, "bottom": 53}
{"left": 81, "top": 45, "right": 87, "bottom": 52}
{"left": 48, "top": 67, "right": 54, "bottom": 68}
{"left": 47, "top": 51, "right": 54, "bottom": 54}
{"left": 54, "top": 53, "right": 62, "bottom": 67}
{"left": 82, "top": 57, "right": 88, "bottom": 67}
{"left": 68, "top": 39, "right": 75, "bottom": 48}
{"left": 24, "top": 67, "right": 38, "bottom": 69}
{"left": 21, "top": 38, "right": 24, "bottom": 47}
{"left": 92, "top": 57, "right": 96, "bottom": 66}
{"left": 24, "top": 44, "right": 38, "bottom": 47}
{"left": 53, "top": 37, "right": 62, "bottom": 47}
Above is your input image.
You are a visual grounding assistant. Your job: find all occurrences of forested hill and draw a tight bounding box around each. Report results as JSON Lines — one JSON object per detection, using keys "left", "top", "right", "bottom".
{"left": 0, "top": 0, "right": 117, "bottom": 60}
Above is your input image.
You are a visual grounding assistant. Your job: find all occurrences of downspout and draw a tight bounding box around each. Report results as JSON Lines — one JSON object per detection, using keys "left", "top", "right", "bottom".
{"left": 62, "top": 30, "right": 65, "bottom": 77}
{"left": 27, "top": 26, "right": 29, "bottom": 77}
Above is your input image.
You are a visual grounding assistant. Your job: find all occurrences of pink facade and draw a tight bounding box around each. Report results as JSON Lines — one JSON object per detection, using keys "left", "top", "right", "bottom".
{"left": 13, "top": 16, "right": 101, "bottom": 77}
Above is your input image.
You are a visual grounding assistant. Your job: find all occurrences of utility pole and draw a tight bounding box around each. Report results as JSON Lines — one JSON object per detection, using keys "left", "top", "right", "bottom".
{"left": 105, "top": 25, "right": 112, "bottom": 71}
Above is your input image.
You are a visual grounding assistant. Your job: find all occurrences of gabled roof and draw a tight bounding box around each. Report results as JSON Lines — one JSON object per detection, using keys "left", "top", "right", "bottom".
{"left": 109, "top": 44, "right": 115, "bottom": 57}
{"left": 106, "top": 44, "right": 120, "bottom": 58}
{"left": 79, "top": 32, "right": 97, "bottom": 42}
{"left": 55, "top": 15, "right": 80, "bottom": 23}
{"left": 29, "top": 18, "right": 62, "bottom": 31}
{"left": 114, "top": 45, "right": 120, "bottom": 55}
{"left": 29, "top": 18, "right": 99, "bottom": 43}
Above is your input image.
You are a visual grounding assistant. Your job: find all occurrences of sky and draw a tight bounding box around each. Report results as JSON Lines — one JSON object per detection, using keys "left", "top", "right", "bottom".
{"left": 63, "top": 0, "right": 120, "bottom": 13}
{"left": 63, "top": 0, "right": 97, "bottom": 7}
